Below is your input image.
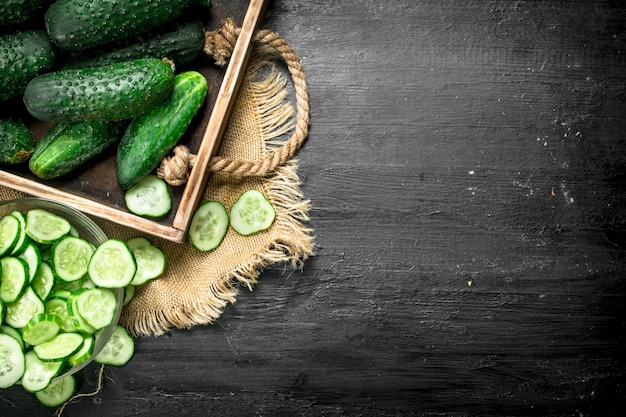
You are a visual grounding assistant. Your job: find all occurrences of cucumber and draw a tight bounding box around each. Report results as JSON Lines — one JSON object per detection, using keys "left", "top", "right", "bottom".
{"left": 45, "top": 0, "right": 194, "bottom": 51}
{"left": 4, "top": 286, "right": 45, "bottom": 329}
{"left": 0, "top": 333, "right": 25, "bottom": 388}
{"left": 0, "top": 30, "right": 57, "bottom": 102}
{"left": 64, "top": 20, "right": 206, "bottom": 69}
{"left": 35, "top": 375, "right": 76, "bottom": 407}
{"left": 94, "top": 325, "right": 134, "bottom": 366}
{"left": 21, "top": 314, "right": 62, "bottom": 346}
{"left": 50, "top": 236, "right": 94, "bottom": 283}
{"left": 25, "top": 208, "right": 71, "bottom": 245}
{"left": 127, "top": 237, "right": 166, "bottom": 285}
{"left": 23, "top": 58, "right": 175, "bottom": 123}
{"left": 230, "top": 190, "right": 277, "bottom": 236}
{"left": 21, "top": 350, "right": 64, "bottom": 393}
{"left": 0, "top": 118, "right": 35, "bottom": 165}
{"left": 33, "top": 332, "right": 84, "bottom": 361}
{"left": 0, "top": 0, "right": 48, "bottom": 28}
{"left": 0, "top": 256, "right": 29, "bottom": 303}
{"left": 87, "top": 239, "right": 136, "bottom": 288}
{"left": 188, "top": 201, "right": 229, "bottom": 252}
{"left": 29, "top": 120, "right": 123, "bottom": 180}
{"left": 0, "top": 213, "right": 22, "bottom": 256}
{"left": 124, "top": 175, "right": 172, "bottom": 218}
{"left": 117, "top": 70, "right": 207, "bottom": 189}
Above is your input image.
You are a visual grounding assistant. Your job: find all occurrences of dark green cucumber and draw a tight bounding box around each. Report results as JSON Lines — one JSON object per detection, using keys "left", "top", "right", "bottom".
{"left": 64, "top": 20, "right": 206, "bottom": 70}
{"left": 45, "top": 0, "right": 194, "bottom": 51}
{"left": 0, "top": 118, "right": 35, "bottom": 165}
{"left": 23, "top": 58, "right": 175, "bottom": 123}
{"left": 0, "top": 0, "right": 48, "bottom": 28}
{"left": 0, "top": 30, "right": 57, "bottom": 102}
{"left": 117, "top": 71, "right": 207, "bottom": 190}
{"left": 29, "top": 120, "right": 123, "bottom": 180}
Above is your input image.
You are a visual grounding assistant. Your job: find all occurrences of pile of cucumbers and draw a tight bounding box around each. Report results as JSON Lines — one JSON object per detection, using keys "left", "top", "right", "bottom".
{"left": 0, "top": 0, "right": 211, "bottom": 204}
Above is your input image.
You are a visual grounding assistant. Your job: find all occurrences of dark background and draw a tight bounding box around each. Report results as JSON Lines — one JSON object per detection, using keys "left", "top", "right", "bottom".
{"left": 2, "top": 0, "right": 626, "bottom": 416}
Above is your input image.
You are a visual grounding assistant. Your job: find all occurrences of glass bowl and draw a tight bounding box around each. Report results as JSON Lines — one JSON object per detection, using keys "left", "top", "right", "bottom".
{"left": 0, "top": 197, "right": 123, "bottom": 379}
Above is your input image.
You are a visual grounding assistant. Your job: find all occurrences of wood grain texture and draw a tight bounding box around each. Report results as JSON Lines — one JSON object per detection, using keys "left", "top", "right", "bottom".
{"left": 2, "top": 0, "right": 626, "bottom": 416}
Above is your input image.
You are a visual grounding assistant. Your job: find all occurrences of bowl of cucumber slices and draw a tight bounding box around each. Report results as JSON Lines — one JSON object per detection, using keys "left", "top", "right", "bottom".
{"left": 0, "top": 197, "right": 124, "bottom": 391}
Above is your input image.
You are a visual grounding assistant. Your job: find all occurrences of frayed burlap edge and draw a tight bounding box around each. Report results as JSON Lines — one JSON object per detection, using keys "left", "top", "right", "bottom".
{"left": 119, "top": 56, "right": 314, "bottom": 337}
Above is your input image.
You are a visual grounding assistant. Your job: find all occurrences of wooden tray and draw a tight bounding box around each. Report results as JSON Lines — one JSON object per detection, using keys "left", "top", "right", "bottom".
{"left": 0, "top": 0, "right": 267, "bottom": 243}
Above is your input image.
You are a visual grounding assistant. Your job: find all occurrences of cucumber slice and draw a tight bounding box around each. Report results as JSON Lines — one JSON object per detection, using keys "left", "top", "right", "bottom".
{"left": 74, "top": 287, "right": 117, "bottom": 330}
{"left": 188, "top": 200, "right": 229, "bottom": 252}
{"left": 0, "top": 324, "right": 25, "bottom": 351}
{"left": 5, "top": 287, "right": 45, "bottom": 329}
{"left": 124, "top": 174, "right": 172, "bottom": 217}
{"left": 9, "top": 211, "right": 29, "bottom": 256}
{"left": 127, "top": 237, "right": 166, "bottom": 285}
{"left": 25, "top": 209, "right": 71, "bottom": 245}
{"left": 66, "top": 290, "right": 97, "bottom": 334}
{"left": 44, "top": 296, "right": 76, "bottom": 333}
{"left": 94, "top": 325, "right": 134, "bottom": 366}
{"left": 21, "top": 350, "right": 64, "bottom": 393}
{"left": 87, "top": 239, "right": 136, "bottom": 288}
{"left": 0, "top": 333, "right": 25, "bottom": 388}
{"left": 51, "top": 235, "right": 95, "bottom": 282}
{"left": 123, "top": 284, "right": 136, "bottom": 306}
{"left": 32, "top": 262, "right": 55, "bottom": 301}
{"left": 0, "top": 256, "right": 29, "bottom": 303}
{"left": 67, "top": 333, "right": 94, "bottom": 366}
{"left": 229, "top": 190, "right": 276, "bottom": 236}
{"left": 0, "top": 213, "right": 21, "bottom": 256}
{"left": 35, "top": 375, "right": 76, "bottom": 408}
{"left": 18, "top": 241, "right": 41, "bottom": 283}
{"left": 33, "top": 332, "right": 84, "bottom": 362}
{"left": 22, "top": 314, "right": 62, "bottom": 346}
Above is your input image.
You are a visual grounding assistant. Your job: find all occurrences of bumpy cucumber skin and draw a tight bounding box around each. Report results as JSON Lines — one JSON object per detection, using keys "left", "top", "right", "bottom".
{"left": 45, "top": 0, "right": 194, "bottom": 51}
{"left": 0, "top": 30, "right": 57, "bottom": 102}
{"left": 29, "top": 120, "right": 123, "bottom": 180}
{"left": 23, "top": 58, "right": 175, "bottom": 123}
{"left": 0, "top": 118, "right": 35, "bottom": 165}
{"left": 117, "top": 71, "right": 207, "bottom": 190}
{"left": 65, "top": 20, "right": 206, "bottom": 70}
{"left": 0, "top": 0, "right": 48, "bottom": 28}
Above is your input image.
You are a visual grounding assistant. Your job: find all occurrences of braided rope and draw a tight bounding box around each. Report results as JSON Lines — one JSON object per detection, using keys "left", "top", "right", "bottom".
{"left": 158, "top": 18, "right": 309, "bottom": 184}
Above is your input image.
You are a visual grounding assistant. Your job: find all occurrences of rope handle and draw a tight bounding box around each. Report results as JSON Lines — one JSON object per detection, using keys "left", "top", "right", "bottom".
{"left": 157, "top": 18, "right": 310, "bottom": 185}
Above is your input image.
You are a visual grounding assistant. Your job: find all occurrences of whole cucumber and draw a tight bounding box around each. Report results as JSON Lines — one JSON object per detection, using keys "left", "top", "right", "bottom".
{"left": 23, "top": 58, "right": 175, "bottom": 123}
{"left": 0, "top": 118, "right": 35, "bottom": 165}
{"left": 0, "top": 30, "right": 57, "bottom": 102}
{"left": 45, "top": 0, "right": 194, "bottom": 51}
{"left": 117, "top": 71, "right": 208, "bottom": 190}
{"left": 64, "top": 20, "right": 206, "bottom": 69}
{"left": 29, "top": 120, "right": 123, "bottom": 180}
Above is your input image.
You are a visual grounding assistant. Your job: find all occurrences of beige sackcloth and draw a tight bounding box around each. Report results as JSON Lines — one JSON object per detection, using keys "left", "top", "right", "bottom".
{"left": 0, "top": 21, "right": 314, "bottom": 337}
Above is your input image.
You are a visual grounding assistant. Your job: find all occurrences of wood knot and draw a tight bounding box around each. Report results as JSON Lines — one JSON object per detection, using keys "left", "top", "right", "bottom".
{"left": 157, "top": 145, "right": 197, "bottom": 186}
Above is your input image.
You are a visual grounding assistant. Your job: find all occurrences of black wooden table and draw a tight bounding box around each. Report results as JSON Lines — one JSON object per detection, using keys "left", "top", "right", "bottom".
{"left": 2, "top": 1, "right": 626, "bottom": 416}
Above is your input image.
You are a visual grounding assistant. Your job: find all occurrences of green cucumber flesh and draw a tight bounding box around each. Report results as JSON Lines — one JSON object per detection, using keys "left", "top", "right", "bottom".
{"left": 4, "top": 286, "right": 45, "bottom": 329}
{"left": 124, "top": 175, "right": 172, "bottom": 218}
{"left": 229, "top": 190, "right": 277, "bottom": 236}
{"left": 94, "top": 325, "right": 134, "bottom": 366}
{"left": 21, "top": 314, "right": 61, "bottom": 346}
{"left": 0, "top": 333, "right": 25, "bottom": 388}
{"left": 25, "top": 209, "right": 71, "bottom": 244}
{"left": 0, "top": 256, "right": 29, "bottom": 303}
{"left": 87, "top": 239, "right": 136, "bottom": 288}
{"left": 33, "top": 332, "right": 84, "bottom": 362}
{"left": 74, "top": 288, "right": 117, "bottom": 330}
{"left": 21, "top": 350, "right": 64, "bottom": 393}
{"left": 35, "top": 375, "right": 76, "bottom": 407}
{"left": 188, "top": 201, "right": 229, "bottom": 252}
{"left": 0, "top": 213, "right": 21, "bottom": 256}
{"left": 51, "top": 236, "right": 95, "bottom": 283}
{"left": 127, "top": 237, "right": 166, "bottom": 285}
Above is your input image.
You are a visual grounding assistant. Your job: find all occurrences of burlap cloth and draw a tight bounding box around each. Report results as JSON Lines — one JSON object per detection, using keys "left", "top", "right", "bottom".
{"left": 0, "top": 21, "right": 314, "bottom": 338}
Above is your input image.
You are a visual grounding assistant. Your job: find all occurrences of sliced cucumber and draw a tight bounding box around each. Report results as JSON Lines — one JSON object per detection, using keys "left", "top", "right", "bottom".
{"left": 0, "top": 325, "right": 25, "bottom": 351}
{"left": 21, "top": 350, "right": 64, "bottom": 393}
{"left": 124, "top": 174, "right": 172, "bottom": 217}
{"left": 25, "top": 209, "right": 71, "bottom": 244}
{"left": 33, "top": 332, "right": 84, "bottom": 362}
{"left": 87, "top": 239, "right": 136, "bottom": 288}
{"left": 66, "top": 290, "right": 97, "bottom": 334}
{"left": 0, "top": 213, "right": 21, "bottom": 257}
{"left": 5, "top": 286, "right": 45, "bottom": 329}
{"left": 67, "top": 333, "right": 94, "bottom": 366}
{"left": 127, "top": 237, "right": 166, "bottom": 285}
{"left": 44, "top": 296, "right": 76, "bottom": 333}
{"left": 0, "top": 256, "right": 29, "bottom": 303}
{"left": 51, "top": 235, "right": 94, "bottom": 282}
{"left": 35, "top": 375, "right": 76, "bottom": 408}
{"left": 17, "top": 241, "right": 41, "bottom": 283}
{"left": 32, "top": 262, "right": 55, "bottom": 301}
{"left": 0, "top": 333, "right": 25, "bottom": 388}
{"left": 229, "top": 190, "right": 276, "bottom": 236}
{"left": 188, "top": 200, "right": 229, "bottom": 252}
{"left": 74, "top": 287, "right": 117, "bottom": 330}
{"left": 21, "top": 313, "right": 62, "bottom": 346}
{"left": 9, "top": 211, "right": 29, "bottom": 256}
{"left": 94, "top": 325, "right": 134, "bottom": 366}
{"left": 123, "top": 284, "right": 135, "bottom": 306}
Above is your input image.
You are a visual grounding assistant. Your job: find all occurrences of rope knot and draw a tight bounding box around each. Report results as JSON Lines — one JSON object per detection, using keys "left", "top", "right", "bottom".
{"left": 157, "top": 145, "right": 197, "bottom": 186}
{"left": 204, "top": 18, "right": 239, "bottom": 66}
